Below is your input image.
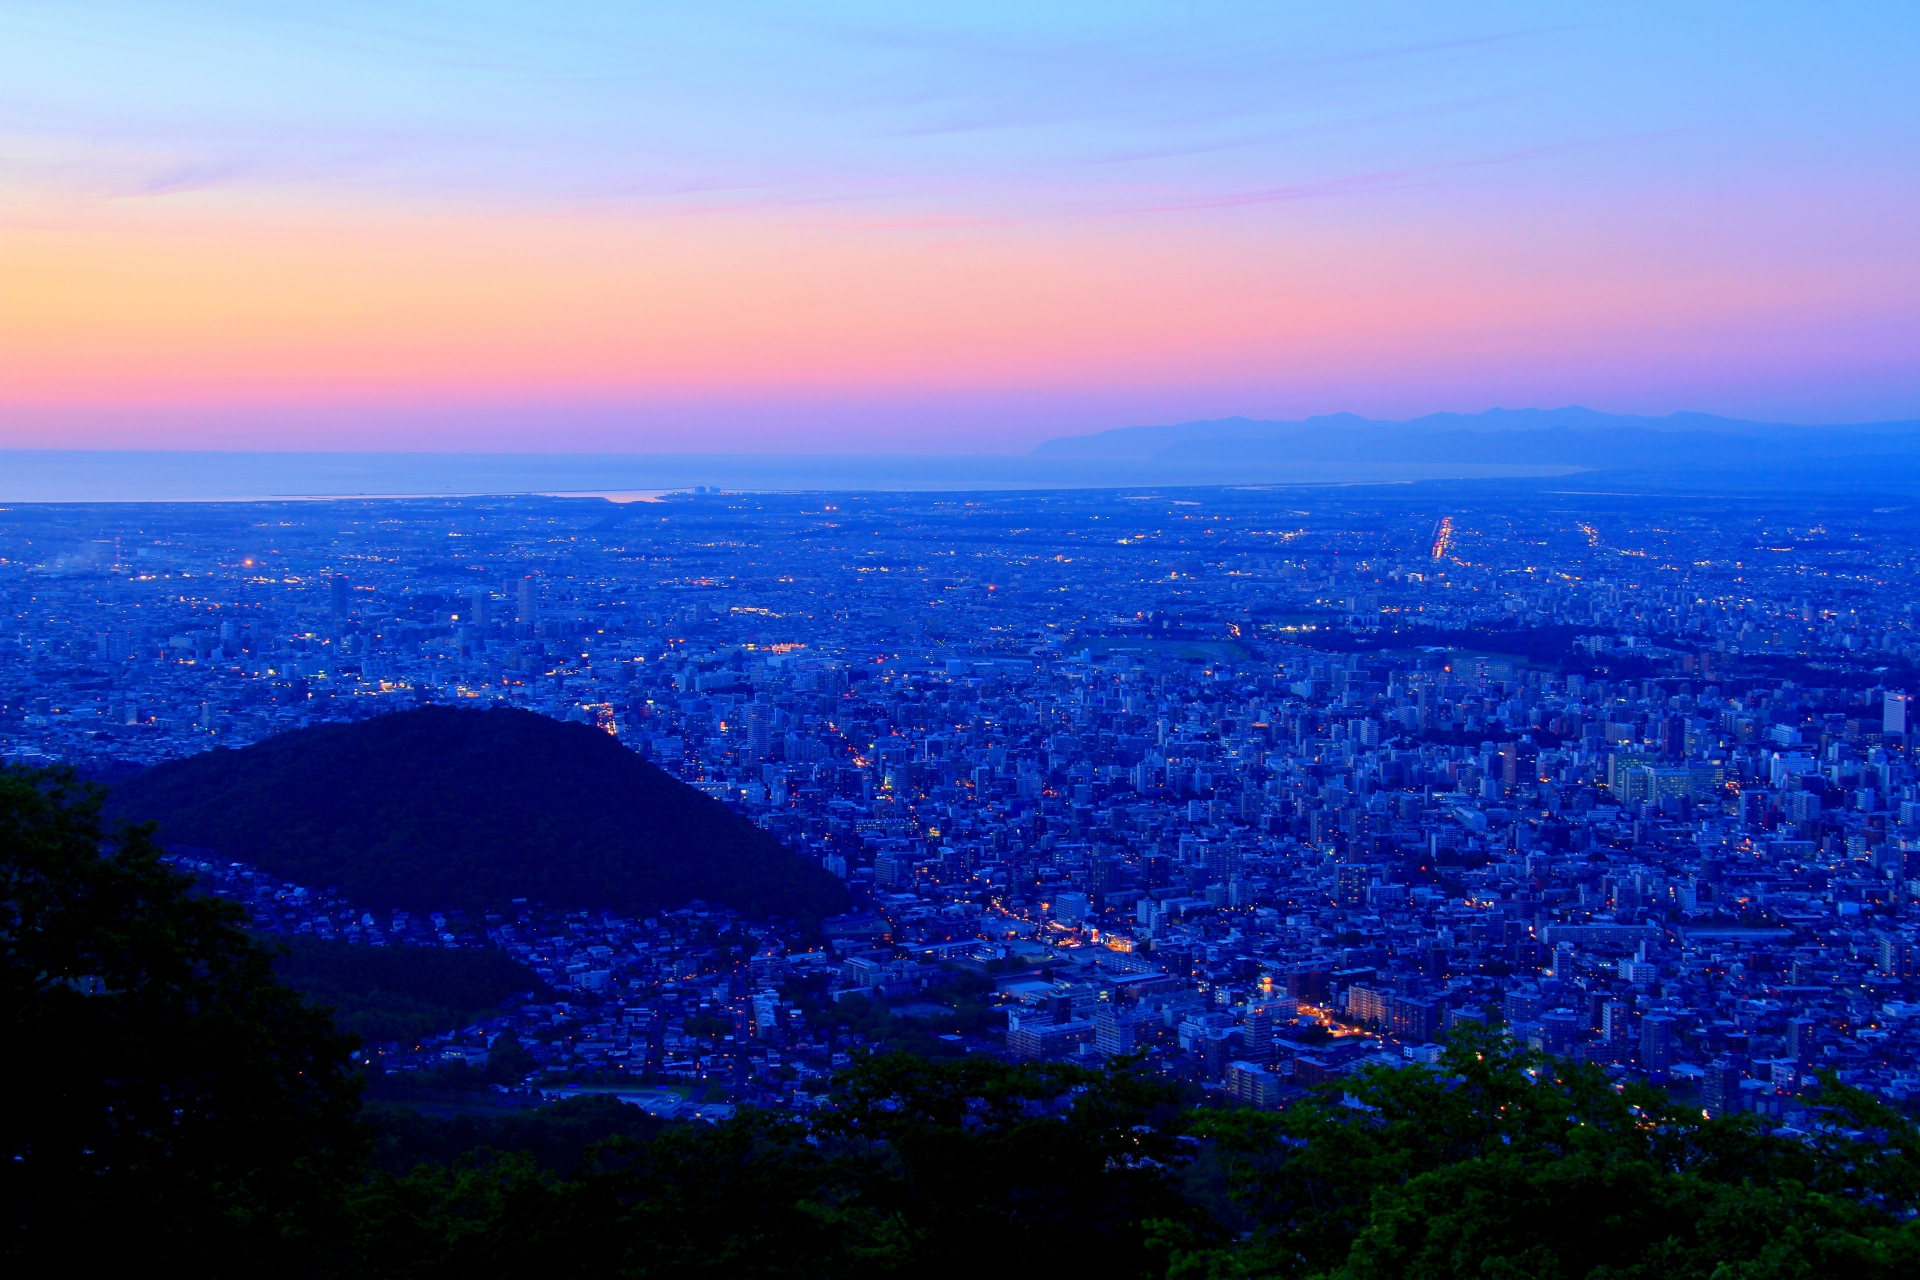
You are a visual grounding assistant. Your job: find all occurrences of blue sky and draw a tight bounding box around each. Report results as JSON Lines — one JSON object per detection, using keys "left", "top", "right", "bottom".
{"left": 3, "top": 3, "right": 1916, "bottom": 451}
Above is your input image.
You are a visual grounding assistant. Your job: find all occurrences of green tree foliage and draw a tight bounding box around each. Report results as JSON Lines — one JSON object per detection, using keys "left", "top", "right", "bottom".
{"left": 0, "top": 765, "right": 364, "bottom": 1275}
{"left": 274, "top": 934, "right": 550, "bottom": 1044}
{"left": 351, "top": 1110, "right": 890, "bottom": 1280}
{"left": 481, "top": 1031, "right": 537, "bottom": 1083}
{"left": 818, "top": 1051, "right": 1213, "bottom": 1278}
{"left": 794, "top": 992, "right": 965, "bottom": 1059}
{"left": 778, "top": 972, "right": 1002, "bottom": 1060}
{"left": 1166, "top": 1025, "right": 1920, "bottom": 1279}
{"left": 349, "top": 1152, "right": 590, "bottom": 1280}
{"left": 682, "top": 1011, "right": 732, "bottom": 1042}
{"left": 583, "top": 1110, "right": 895, "bottom": 1279}
{"left": 104, "top": 705, "right": 848, "bottom": 919}
{"left": 348, "top": 1052, "right": 1205, "bottom": 1279}
{"left": 364, "top": 1093, "right": 665, "bottom": 1175}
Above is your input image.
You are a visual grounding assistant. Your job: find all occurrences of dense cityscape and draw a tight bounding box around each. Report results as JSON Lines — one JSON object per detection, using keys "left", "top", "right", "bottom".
{"left": 12, "top": 2, "right": 1917, "bottom": 1269}
{"left": 6, "top": 482, "right": 1920, "bottom": 1123}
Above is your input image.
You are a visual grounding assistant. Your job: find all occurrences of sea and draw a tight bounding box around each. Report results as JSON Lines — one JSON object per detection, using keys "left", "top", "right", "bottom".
{"left": 0, "top": 450, "right": 1579, "bottom": 503}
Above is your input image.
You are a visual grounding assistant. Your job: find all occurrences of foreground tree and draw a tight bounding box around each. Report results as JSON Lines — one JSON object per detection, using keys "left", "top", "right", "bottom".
{"left": 1168, "top": 1025, "right": 1920, "bottom": 1279}
{"left": 819, "top": 1051, "right": 1212, "bottom": 1278}
{"left": 0, "top": 765, "right": 363, "bottom": 1274}
{"left": 350, "top": 1050, "right": 1209, "bottom": 1279}
{"left": 352, "top": 1110, "right": 894, "bottom": 1280}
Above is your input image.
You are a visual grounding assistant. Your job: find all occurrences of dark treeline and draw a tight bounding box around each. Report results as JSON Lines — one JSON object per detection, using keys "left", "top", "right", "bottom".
{"left": 6, "top": 764, "right": 1920, "bottom": 1278}
{"left": 363, "top": 1094, "right": 667, "bottom": 1176}
{"left": 273, "top": 933, "right": 551, "bottom": 1044}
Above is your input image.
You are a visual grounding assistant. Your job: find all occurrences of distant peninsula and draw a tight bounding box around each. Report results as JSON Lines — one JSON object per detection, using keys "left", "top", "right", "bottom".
{"left": 1030, "top": 406, "right": 1920, "bottom": 474}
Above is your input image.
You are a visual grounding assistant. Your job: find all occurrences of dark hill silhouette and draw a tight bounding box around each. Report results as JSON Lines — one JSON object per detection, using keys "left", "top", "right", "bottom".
{"left": 104, "top": 705, "right": 848, "bottom": 920}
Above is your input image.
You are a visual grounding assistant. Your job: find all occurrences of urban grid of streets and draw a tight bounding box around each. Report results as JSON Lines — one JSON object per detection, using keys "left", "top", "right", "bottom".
{"left": 4, "top": 481, "right": 1920, "bottom": 1121}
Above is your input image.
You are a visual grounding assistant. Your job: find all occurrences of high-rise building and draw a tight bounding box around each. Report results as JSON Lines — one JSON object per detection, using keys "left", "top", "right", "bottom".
{"left": 517, "top": 577, "right": 536, "bottom": 622}
{"left": 1241, "top": 1002, "right": 1276, "bottom": 1063}
{"left": 1702, "top": 1057, "right": 1746, "bottom": 1118}
{"left": 1093, "top": 1006, "right": 1135, "bottom": 1056}
{"left": 1203, "top": 841, "right": 1240, "bottom": 883}
{"left": 1224, "top": 1060, "right": 1284, "bottom": 1110}
{"left": 746, "top": 706, "right": 773, "bottom": 759}
{"left": 1202, "top": 1029, "right": 1239, "bottom": 1079}
{"left": 873, "top": 853, "right": 911, "bottom": 891}
{"left": 1886, "top": 691, "right": 1910, "bottom": 737}
{"left": 1389, "top": 995, "right": 1441, "bottom": 1044}
{"left": 1347, "top": 984, "right": 1389, "bottom": 1028}
{"left": 1286, "top": 966, "right": 1331, "bottom": 1005}
{"left": 1601, "top": 1001, "right": 1634, "bottom": 1046}
{"left": 1618, "top": 957, "right": 1657, "bottom": 984}
{"left": 1782, "top": 791, "right": 1822, "bottom": 824}
{"left": 1639, "top": 1014, "right": 1675, "bottom": 1073}
{"left": 1607, "top": 752, "right": 1657, "bottom": 803}
{"left": 1446, "top": 1006, "right": 1489, "bottom": 1033}
{"left": 1499, "top": 741, "right": 1537, "bottom": 789}
{"left": 1787, "top": 1017, "right": 1818, "bottom": 1065}
{"left": 1502, "top": 989, "right": 1543, "bottom": 1024}
{"left": 329, "top": 573, "right": 350, "bottom": 615}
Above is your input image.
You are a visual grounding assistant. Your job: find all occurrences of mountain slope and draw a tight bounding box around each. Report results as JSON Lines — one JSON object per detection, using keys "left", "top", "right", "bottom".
{"left": 105, "top": 705, "right": 847, "bottom": 920}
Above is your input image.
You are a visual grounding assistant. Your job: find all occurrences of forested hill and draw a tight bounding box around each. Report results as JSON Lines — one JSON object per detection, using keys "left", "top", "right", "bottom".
{"left": 270, "top": 935, "right": 550, "bottom": 1044}
{"left": 104, "top": 705, "right": 848, "bottom": 921}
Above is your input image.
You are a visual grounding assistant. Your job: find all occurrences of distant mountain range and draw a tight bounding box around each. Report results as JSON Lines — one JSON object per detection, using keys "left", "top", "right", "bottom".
{"left": 105, "top": 706, "right": 848, "bottom": 922}
{"left": 1031, "top": 407, "right": 1920, "bottom": 469}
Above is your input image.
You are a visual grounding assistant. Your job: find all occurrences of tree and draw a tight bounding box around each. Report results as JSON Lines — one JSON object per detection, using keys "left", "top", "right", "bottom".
{"left": 350, "top": 1110, "right": 898, "bottom": 1280}
{"left": 0, "top": 765, "right": 364, "bottom": 1275}
{"left": 818, "top": 1051, "right": 1213, "bottom": 1279}
{"left": 482, "top": 1032, "right": 537, "bottom": 1085}
{"left": 345, "top": 1052, "right": 1211, "bottom": 1280}
{"left": 1171, "top": 1025, "right": 1920, "bottom": 1279}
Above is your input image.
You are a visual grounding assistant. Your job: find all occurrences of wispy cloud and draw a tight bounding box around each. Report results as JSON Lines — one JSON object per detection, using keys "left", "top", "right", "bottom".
{"left": 1112, "top": 133, "right": 1675, "bottom": 215}
{"left": 1075, "top": 96, "right": 1509, "bottom": 168}
{"left": 120, "top": 156, "right": 262, "bottom": 197}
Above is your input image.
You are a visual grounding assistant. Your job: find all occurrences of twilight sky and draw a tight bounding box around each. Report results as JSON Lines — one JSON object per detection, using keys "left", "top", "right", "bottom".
{"left": 2, "top": 2, "right": 1916, "bottom": 454}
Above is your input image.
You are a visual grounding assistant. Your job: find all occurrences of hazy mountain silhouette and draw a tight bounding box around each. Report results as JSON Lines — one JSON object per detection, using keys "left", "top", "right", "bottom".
{"left": 1031, "top": 406, "right": 1920, "bottom": 471}
{"left": 105, "top": 705, "right": 848, "bottom": 921}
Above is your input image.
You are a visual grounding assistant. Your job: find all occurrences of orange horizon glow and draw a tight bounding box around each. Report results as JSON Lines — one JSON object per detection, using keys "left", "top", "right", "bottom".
{"left": 3, "top": 5, "right": 1917, "bottom": 452}
{"left": 7, "top": 188, "right": 1913, "bottom": 434}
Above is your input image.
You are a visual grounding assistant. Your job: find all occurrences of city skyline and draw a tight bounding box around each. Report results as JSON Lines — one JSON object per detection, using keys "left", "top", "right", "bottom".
{"left": 13, "top": 8, "right": 1920, "bottom": 1271}
{"left": 4, "top": 2, "right": 1917, "bottom": 454}
{"left": 11, "top": 481, "right": 1920, "bottom": 1125}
